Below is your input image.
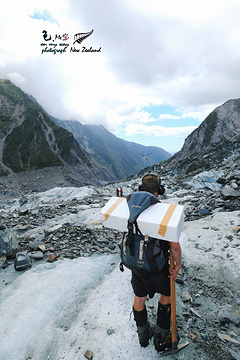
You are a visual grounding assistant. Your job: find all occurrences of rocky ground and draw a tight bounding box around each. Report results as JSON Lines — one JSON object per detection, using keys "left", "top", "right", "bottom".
{"left": 1, "top": 165, "right": 239, "bottom": 264}
{"left": 0, "top": 165, "right": 240, "bottom": 359}
{"left": 0, "top": 165, "right": 103, "bottom": 198}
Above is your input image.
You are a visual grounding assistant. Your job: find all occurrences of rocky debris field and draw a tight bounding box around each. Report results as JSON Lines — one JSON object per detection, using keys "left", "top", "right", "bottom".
{"left": 161, "top": 158, "right": 240, "bottom": 221}
{"left": 1, "top": 169, "right": 239, "bottom": 268}
{"left": 0, "top": 193, "right": 122, "bottom": 268}
{"left": 0, "top": 168, "right": 240, "bottom": 360}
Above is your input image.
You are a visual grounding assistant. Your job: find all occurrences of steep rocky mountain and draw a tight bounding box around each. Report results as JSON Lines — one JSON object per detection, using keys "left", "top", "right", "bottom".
{"left": 0, "top": 79, "right": 98, "bottom": 187}
{"left": 134, "top": 99, "right": 240, "bottom": 214}
{"left": 52, "top": 118, "right": 171, "bottom": 181}
{"left": 160, "top": 99, "right": 240, "bottom": 177}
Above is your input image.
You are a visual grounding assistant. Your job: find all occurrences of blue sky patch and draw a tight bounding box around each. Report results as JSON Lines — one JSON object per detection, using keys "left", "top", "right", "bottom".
{"left": 142, "top": 104, "right": 200, "bottom": 128}
{"left": 29, "top": 10, "right": 59, "bottom": 26}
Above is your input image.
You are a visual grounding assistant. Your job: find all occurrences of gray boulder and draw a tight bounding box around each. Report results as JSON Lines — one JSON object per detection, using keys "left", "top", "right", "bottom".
{"left": 221, "top": 186, "right": 240, "bottom": 199}
{"left": 0, "top": 228, "right": 18, "bottom": 258}
{"left": 14, "top": 252, "right": 32, "bottom": 271}
{"left": 218, "top": 304, "right": 240, "bottom": 326}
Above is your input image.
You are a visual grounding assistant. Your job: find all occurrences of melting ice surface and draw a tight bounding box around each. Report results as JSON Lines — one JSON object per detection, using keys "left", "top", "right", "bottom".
{"left": 184, "top": 169, "right": 223, "bottom": 191}
{"left": 0, "top": 254, "right": 121, "bottom": 360}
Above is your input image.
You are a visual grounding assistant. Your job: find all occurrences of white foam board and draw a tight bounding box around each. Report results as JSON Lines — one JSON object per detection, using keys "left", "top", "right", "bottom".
{"left": 100, "top": 197, "right": 184, "bottom": 242}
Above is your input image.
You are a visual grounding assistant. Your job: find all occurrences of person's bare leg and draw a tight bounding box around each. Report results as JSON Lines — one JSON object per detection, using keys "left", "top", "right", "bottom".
{"left": 159, "top": 294, "right": 170, "bottom": 305}
{"left": 133, "top": 295, "right": 147, "bottom": 311}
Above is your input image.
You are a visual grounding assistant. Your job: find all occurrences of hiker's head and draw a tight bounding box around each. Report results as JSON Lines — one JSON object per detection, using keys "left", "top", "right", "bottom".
{"left": 139, "top": 173, "right": 165, "bottom": 195}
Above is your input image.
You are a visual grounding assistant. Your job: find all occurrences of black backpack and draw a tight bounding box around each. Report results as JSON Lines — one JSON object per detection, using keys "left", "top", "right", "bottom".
{"left": 119, "top": 191, "right": 169, "bottom": 277}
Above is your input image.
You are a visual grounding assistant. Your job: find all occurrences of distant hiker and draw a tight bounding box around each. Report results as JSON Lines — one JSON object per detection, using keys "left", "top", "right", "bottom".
{"left": 116, "top": 188, "right": 119, "bottom": 197}
{"left": 120, "top": 188, "right": 123, "bottom": 197}
{"left": 130, "top": 174, "right": 182, "bottom": 351}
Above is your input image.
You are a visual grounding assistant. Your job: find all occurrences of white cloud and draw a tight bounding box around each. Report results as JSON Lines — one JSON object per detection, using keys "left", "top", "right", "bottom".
{"left": 7, "top": 72, "right": 26, "bottom": 85}
{"left": 158, "top": 114, "right": 180, "bottom": 120}
{"left": 1, "top": 0, "right": 240, "bottom": 152}
{"left": 125, "top": 123, "right": 197, "bottom": 138}
{"left": 180, "top": 109, "right": 212, "bottom": 122}
{"left": 129, "top": 0, "right": 240, "bottom": 25}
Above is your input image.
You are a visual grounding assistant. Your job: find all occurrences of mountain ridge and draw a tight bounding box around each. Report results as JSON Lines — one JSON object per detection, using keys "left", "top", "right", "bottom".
{"left": 0, "top": 79, "right": 171, "bottom": 190}
{"left": 176, "top": 99, "right": 240, "bottom": 161}
{"left": 53, "top": 118, "right": 171, "bottom": 181}
{"left": 154, "top": 98, "right": 240, "bottom": 179}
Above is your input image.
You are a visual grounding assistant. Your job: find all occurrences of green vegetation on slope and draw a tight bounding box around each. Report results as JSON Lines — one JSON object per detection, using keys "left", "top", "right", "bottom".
{"left": 3, "top": 114, "right": 62, "bottom": 173}
{"left": 0, "top": 79, "right": 93, "bottom": 174}
{"left": 0, "top": 79, "right": 30, "bottom": 104}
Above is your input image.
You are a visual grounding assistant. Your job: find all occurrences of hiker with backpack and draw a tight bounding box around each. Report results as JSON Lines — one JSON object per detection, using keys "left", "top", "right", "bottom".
{"left": 120, "top": 174, "right": 182, "bottom": 352}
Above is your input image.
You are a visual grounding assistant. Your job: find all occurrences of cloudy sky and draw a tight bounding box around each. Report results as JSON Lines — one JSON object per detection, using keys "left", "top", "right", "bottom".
{"left": 1, "top": 0, "right": 240, "bottom": 154}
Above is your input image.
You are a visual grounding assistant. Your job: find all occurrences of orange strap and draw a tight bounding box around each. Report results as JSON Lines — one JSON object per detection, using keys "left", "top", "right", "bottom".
{"left": 158, "top": 204, "right": 177, "bottom": 237}
{"left": 93, "top": 197, "right": 124, "bottom": 224}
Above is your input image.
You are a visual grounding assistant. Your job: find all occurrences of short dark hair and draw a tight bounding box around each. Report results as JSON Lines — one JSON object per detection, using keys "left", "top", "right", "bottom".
{"left": 142, "top": 174, "right": 161, "bottom": 194}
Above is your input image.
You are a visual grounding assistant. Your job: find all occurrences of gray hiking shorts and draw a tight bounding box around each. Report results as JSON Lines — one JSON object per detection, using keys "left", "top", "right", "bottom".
{"left": 131, "top": 267, "right": 170, "bottom": 299}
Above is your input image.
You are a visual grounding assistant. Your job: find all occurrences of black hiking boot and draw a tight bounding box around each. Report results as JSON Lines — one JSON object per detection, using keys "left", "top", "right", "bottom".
{"left": 133, "top": 306, "right": 153, "bottom": 347}
{"left": 137, "top": 321, "right": 153, "bottom": 347}
{"left": 154, "top": 324, "right": 171, "bottom": 352}
{"left": 154, "top": 303, "right": 172, "bottom": 352}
